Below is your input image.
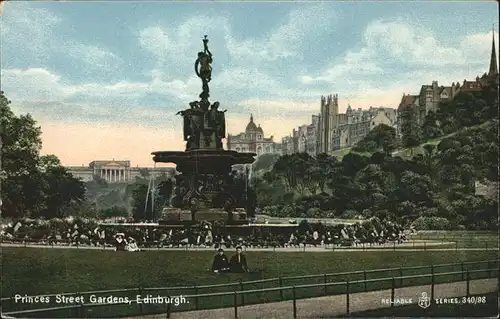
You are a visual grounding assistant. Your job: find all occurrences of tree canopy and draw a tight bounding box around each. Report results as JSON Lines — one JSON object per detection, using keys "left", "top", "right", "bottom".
{"left": 1, "top": 91, "right": 87, "bottom": 219}
{"left": 254, "top": 118, "right": 498, "bottom": 230}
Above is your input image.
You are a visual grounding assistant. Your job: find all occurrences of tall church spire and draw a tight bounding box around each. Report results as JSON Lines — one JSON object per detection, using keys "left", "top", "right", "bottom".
{"left": 488, "top": 26, "right": 498, "bottom": 76}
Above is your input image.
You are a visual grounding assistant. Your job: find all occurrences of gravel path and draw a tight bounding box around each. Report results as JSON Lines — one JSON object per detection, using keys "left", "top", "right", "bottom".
{"left": 127, "top": 279, "right": 498, "bottom": 319}
{"left": 4, "top": 242, "right": 497, "bottom": 252}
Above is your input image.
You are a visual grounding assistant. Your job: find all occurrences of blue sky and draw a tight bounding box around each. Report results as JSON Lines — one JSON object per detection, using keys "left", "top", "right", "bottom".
{"left": 1, "top": 1, "right": 498, "bottom": 166}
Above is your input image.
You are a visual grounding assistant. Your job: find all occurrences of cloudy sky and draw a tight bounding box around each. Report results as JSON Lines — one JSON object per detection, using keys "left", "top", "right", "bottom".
{"left": 1, "top": 1, "right": 498, "bottom": 167}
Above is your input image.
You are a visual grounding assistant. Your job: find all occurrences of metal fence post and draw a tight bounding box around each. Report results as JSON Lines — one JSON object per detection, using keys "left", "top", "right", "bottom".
{"left": 234, "top": 292, "right": 238, "bottom": 319}
{"left": 138, "top": 287, "right": 143, "bottom": 313}
{"left": 431, "top": 269, "right": 435, "bottom": 301}
{"left": 194, "top": 285, "right": 199, "bottom": 310}
{"left": 166, "top": 296, "right": 172, "bottom": 318}
{"left": 399, "top": 267, "right": 403, "bottom": 286}
{"left": 239, "top": 280, "right": 245, "bottom": 306}
{"left": 363, "top": 270, "right": 367, "bottom": 292}
{"left": 461, "top": 262, "right": 465, "bottom": 281}
{"left": 346, "top": 281, "right": 350, "bottom": 315}
{"left": 324, "top": 274, "right": 328, "bottom": 296}
{"left": 424, "top": 242, "right": 426, "bottom": 251}
{"left": 391, "top": 277, "right": 395, "bottom": 308}
{"left": 293, "top": 286, "right": 297, "bottom": 318}
{"left": 455, "top": 241, "right": 458, "bottom": 251}
{"left": 79, "top": 304, "right": 85, "bottom": 317}
{"left": 466, "top": 270, "right": 470, "bottom": 296}
{"left": 393, "top": 242, "right": 396, "bottom": 251}
{"left": 279, "top": 277, "right": 284, "bottom": 301}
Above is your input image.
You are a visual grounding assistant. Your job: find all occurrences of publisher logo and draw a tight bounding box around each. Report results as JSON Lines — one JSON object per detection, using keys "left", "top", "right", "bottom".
{"left": 418, "top": 292, "right": 431, "bottom": 309}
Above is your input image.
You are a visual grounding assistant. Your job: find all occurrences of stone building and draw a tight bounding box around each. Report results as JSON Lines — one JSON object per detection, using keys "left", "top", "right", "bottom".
{"left": 281, "top": 135, "right": 295, "bottom": 155}
{"left": 317, "top": 95, "right": 395, "bottom": 154}
{"left": 398, "top": 30, "right": 498, "bottom": 129}
{"left": 226, "top": 114, "right": 276, "bottom": 156}
{"left": 318, "top": 94, "right": 339, "bottom": 154}
{"left": 329, "top": 107, "right": 390, "bottom": 151}
{"left": 66, "top": 160, "right": 175, "bottom": 183}
{"left": 280, "top": 114, "right": 319, "bottom": 156}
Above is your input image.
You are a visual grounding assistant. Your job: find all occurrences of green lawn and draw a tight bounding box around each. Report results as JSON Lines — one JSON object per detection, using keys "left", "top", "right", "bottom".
{"left": 343, "top": 292, "right": 499, "bottom": 318}
{"left": 2, "top": 247, "right": 497, "bottom": 318}
{"left": 409, "top": 231, "right": 499, "bottom": 249}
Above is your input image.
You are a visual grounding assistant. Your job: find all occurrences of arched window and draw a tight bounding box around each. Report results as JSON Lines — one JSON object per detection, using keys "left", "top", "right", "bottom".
{"left": 257, "top": 146, "right": 262, "bottom": 154}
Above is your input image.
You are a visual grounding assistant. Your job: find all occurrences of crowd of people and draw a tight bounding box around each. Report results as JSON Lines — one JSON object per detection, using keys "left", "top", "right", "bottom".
{"left": 0, "top": 216, "right": 412, "bottom": 250}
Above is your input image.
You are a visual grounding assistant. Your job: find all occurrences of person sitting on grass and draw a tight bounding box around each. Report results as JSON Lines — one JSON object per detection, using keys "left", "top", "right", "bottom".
{"left": 230, "top": 246, "right": 248, "bottom": 273}
{"left": 126, "top": 238, "right": 141, "bottom": 252}
{"left": 115, "top": 233, "right": 127, "bottom": 251}
{"left": 211, "top": 248, "right": 230, "bottom": 273}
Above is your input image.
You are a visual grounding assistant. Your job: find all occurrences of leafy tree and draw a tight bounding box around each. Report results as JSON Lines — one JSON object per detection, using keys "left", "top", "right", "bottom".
{"left": 39, "top": 165, "right": 86, "bottom": 218}
{"left": 1, "top": 91, "right": 86, "bottom": 218}
{"left": 421, "top": 111, "right": 443, "bottom": 140}
{"left": 399, "top": 104, "right": 422, "bottom": 154}
{"left": 353, "top": 124, "right": 398, "bottom": 154}
{"left": 252, "top": 153, "right": 280, "bottom": 172}
{"left": 100, "top": 206, "right": 129, "bottom": 218}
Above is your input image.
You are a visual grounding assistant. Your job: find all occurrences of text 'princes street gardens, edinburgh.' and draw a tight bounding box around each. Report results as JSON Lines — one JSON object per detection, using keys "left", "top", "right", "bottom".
{"left": 13, "top": 294, "right": 189, "bottom": 306}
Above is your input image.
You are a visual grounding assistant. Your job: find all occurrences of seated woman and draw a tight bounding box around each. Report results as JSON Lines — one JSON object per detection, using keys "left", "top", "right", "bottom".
{"left": 126, "top": 238, "right": 141, "bottom": 252}
{"left": 115, "top": 233, "right": 127, "bottom": 251}
{"left": 211, "top": 248, "right": 230, "bottom": 273}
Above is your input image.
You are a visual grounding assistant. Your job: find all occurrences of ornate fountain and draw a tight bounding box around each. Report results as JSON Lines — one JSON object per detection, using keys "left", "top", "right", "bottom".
{"left": 152, "top": 36, "right": 256, "bottom": 223}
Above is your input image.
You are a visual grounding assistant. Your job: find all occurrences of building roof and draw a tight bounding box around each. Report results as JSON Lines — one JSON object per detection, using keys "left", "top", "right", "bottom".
{"left": 245, "top": 114, "right": 258, "bottom": 132}
{"left": 400, "top": 94, "right": 418, "bottom": 106}
{"left": 489, "top": 28, "right": 498, "bottom": 76}
{"left": 90, "top": 160, "right": 130, "bottom": 167}
{"left": 439, "top": 86, "right": 452, "bottom": 96}
{"left": 460, "top": 79, "right": 483, "bottom": 92}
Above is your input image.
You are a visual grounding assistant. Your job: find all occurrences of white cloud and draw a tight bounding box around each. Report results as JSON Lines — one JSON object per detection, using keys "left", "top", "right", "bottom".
{"left": 1, "top": 68, "right": 78, "bottom": 101}
{"left": 1, "top": 68, "right": 201, "bottom": 103}
{"left": 0, "top": 3, "right": 61, "bottom": 56}
{"left": 301, "top": 19, "right": 497, "bottom": 91}
{"left": 363, "top": 20, "right": 463, "bottom": 66}
{"left": 237, "top": 98, "right": 319, "bottom": 118}
{"left": 138, "top": 16, "right": 231, "bottom": 69}
{"left": 64, "top": 43, "right": 122, "bottom": 69}
{"left": 226, "top": 4, "right": 337, "bottom": 63}
{"left": 0, "top": 3, "right": 123, "bottom": 71}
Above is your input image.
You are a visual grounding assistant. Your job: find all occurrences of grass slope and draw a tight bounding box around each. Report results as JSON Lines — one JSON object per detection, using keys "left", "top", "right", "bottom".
{"left": 3, "top": 249, "right": 496, "bottom": 296}
{"left": 2, "top": 248, "right": 496, "bottom": 317}
{"left": 330, "top": 121, "right": 491, "bottom": 160}
{"left": 85, "top": 182, "right": 134, "bottom": 212}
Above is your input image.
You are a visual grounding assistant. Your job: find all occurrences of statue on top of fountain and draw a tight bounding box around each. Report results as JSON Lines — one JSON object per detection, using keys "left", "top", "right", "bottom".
{"left": 176, "top": 35, "right": 226, "bottom": 151}
{"left": 195, "top": 35, "right": 212, "bottom": 101}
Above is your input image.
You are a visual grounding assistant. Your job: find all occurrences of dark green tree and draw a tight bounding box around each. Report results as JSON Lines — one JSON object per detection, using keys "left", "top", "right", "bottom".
{"left": 399, "top": 104, "right": 422, "bottom": 155}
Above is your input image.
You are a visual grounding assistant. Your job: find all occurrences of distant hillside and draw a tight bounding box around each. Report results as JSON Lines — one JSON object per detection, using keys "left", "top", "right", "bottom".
{"left": 393, "top": 121, "right": 491, "bottom": 159}
{"left": 328, "top": 121, "right": 490, "bottom": 160}
{"left": 84, "top": 181, "right": 136, "bottom": 213}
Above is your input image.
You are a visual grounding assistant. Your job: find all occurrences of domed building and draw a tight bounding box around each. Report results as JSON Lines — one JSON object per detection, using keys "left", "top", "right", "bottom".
{"left": 227, "top": 114, "right": 276, "bottom": 156}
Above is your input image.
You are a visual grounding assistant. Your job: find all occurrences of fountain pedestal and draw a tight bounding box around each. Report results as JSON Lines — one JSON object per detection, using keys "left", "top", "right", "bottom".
{"left": 152, "top": 150, "right": 254, "bottom": 224}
